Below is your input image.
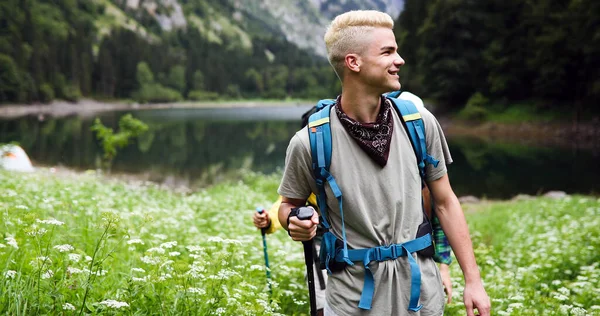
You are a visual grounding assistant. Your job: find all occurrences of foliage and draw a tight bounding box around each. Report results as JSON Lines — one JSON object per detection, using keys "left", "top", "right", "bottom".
{"left": 133, "top": 83, "right": 183, "bottom": 103}
{"left": 457, "top": 93, "right": 490, "bottom": 122}
{"left": 38, "top": 83, "right": 55, "bottom": 103}
{"left": 396, "top": 0, "right": 599, "bottom": 113}
{"left": 133, "top": 62, "right": 183, "bottom": 103}
{"left": 188, "top": 90, "right": 220, "bottom": 101}
{"left": 1, "top": 170, "right": 599, "bottom": 315}
{"left": 0, "top": 1, "right": 338, "bottom": 104}
{"left": 90, "top": 114, "right": 148, "bottom": 171}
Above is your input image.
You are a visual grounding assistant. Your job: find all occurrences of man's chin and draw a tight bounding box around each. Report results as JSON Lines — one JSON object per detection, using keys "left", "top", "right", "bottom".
{"left": 388, "top": 82, "right": 401, "bottom": 92}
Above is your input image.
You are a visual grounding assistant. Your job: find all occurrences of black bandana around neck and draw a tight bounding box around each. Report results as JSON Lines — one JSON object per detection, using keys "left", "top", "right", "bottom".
{"left": 334, "top": 96, "right": 394, "bottom": 167}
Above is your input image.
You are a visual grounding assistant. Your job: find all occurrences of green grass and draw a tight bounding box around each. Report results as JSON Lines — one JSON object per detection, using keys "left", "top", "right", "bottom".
{"left": 1, "top": 170, "right": 599, "bottom": 315}
{"left": 456, "top": 101, "right": 565, "bottom": 124}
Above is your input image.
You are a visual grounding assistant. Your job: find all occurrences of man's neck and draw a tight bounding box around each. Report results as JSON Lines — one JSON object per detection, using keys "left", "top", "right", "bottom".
{"left": 339, "top": 81, "right": 382, "bottom": 123}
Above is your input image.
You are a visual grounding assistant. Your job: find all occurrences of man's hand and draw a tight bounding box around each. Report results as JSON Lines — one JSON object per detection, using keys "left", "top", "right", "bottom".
{"left": 463, "top": 280, "right": 491, "bottom": 316}
{"left": 253, "top": 211, "right": 270, "bottom": 229}
{"left": 288, "top": 206, "right": 319, "bottom": 241}
{"left": 439, "top": 263, "right": 452, "bottom": 304}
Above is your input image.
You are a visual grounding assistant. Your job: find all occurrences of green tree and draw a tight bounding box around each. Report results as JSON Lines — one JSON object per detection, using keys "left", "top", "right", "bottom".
{"left": 91, "top": 114, "right": 148, "bottom": 172}
{"left": 166, "top": 65, "right": 186, "bottom": 93}
{"left": 0, "top": 54, "right": 22, "bottom": 102}
{"left": 136, "top": 62, "right": 155, "bottom": 86}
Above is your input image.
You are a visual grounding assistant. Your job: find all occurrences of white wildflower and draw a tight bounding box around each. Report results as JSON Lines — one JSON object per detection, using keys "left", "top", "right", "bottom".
{"left": 98, "top": 299, "right": 129, "bottom": 309}
{"left": 127, "top": 238, "right": 144, "bottom": 245}
{"left": 41, "top": 270, "right": 54, "bottom": 279}
{"left": 186, "top": 245, "right": 203, "bottom": 252}
{"left": 140, "top": 256, "right": 161, "bottom": 265}
{"left": 67, "top": 267, "right": 84, "bottom": 275}
{"left": 0, "top": 243, "right": 5, "bottom": 248}
{"left": 509, "top": 295, "right": 524, "bottom": 301}
{"left": 147, "top": 247, "right": 165, "bottom": 254}
{"left": 85, "top": 256, "right": 92, "bottom": 262}
{"left": 15, "top": 205, "right": 28, "bottom": 210}
{"left": 207, "top": 236, "right": 243, "bottom": 245}
{"left": 559, "top": 305, "right": 573, "bottom": 314}
{"left": 188, "top": 287, "right": 206, "bottom": 295}
{"left": 552, "top": 293, "right": 569, "bottom": 301}
{"left": 27, "top": 228, "right": 48, "bottom": 236}
{"left": 250, "top": 265, "right": 263, "bottom": 271}
{"left": 570, "top": 307, "right": 587, "bottom": 316}
{"left": 4, "top": 270, "right": 17, "bottom": 279}
{"left": 36, "top": 218, "right": 64, "bottom": 226}
{"left": 68, "top": 254, "right": 81, "bottom": 262}
{"left": 160, "top": 241, "right": 177, "bottom": 249}
{"left": 5, "top": 237, "right": 18, "bottom": 249}
{"left": 54, "top": 244, "right": 75, "bottom": 252}
{"left": 131, "top": 276, "right": 148, "bottom": 282}
{"left": 158, "top": 274, "right": 172, "bottom": 281}
{"left": 63, "top": 303, "right": 76, "bottom": 311}
{"left": 215, "top": 307, "right": 226, "bottom": 315}
{"left": 168, "top": 251, "right": 180, "bottom": 257}
{"left": 131, "top": 268, "right": 146, "bottom": 273}
{"left": 557, "top": 287, "right": 570, "bottom": 296}
{"left": 152, "top": 234, "right": 167, "bottom": 240}
{"left": 508, "top": 303, "right": 524, "bottom": 309}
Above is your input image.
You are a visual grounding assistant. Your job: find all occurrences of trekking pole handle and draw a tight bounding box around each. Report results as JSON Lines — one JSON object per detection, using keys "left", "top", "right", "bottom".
{"left": 256, "top": 207, "right": 267, "bottom": 235}
{"left": 292, "top": 206, "right": 314, "bottom": 221}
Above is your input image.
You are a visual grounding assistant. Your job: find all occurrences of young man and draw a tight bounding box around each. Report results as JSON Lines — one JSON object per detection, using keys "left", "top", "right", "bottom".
{"left": 277, "top": 10, "right": 490, "bottom": 316}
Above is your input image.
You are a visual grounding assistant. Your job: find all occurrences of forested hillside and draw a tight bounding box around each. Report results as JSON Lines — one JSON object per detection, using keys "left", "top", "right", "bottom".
{"left": 1, "top": 0, "right": 598, "bottom": 116}
{"left": 395, "top": 0, "right": 599, "bottom": 114}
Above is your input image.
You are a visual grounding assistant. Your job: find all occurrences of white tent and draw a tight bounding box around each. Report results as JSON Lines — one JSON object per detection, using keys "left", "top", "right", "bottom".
{"left": 0, "top": 144, "right": 35, "bottom": 172}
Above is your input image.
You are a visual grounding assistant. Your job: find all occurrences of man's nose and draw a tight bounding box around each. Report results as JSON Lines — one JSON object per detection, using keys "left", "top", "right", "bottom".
{"left": 394, "top": 54, "right": 405, "bottom": 66}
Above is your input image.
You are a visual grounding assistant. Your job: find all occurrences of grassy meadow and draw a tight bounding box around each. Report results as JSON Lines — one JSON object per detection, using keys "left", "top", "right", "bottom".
{"left": 0, "top": 169, "right": 599, "bottom": 315}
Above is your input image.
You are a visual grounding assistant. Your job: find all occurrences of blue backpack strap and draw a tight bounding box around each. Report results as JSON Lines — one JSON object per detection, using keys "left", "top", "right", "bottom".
{"left": 308, "top": 101, "right": 353, "bottom": 267}
{"left": 387, "top": 96, "right": 440, "bottom": 178}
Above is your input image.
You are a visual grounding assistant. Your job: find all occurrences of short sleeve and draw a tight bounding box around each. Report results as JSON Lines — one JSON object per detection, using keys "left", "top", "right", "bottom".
{"left": 420, "top": 108, "right": 453, "bottom": 182}
{"left": 277, "top": 130, "right": 315, "bottom": 200}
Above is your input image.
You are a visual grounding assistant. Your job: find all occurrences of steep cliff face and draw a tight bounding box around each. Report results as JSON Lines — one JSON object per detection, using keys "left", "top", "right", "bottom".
{"left": 105, "top": 0, "right": 404, "bottom": 57}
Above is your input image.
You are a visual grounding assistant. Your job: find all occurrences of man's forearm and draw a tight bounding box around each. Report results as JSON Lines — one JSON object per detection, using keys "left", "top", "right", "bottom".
{"left": 279, "top": 198, "right": 305, "bottom": 231}
{"left": 435, "top": 196, "right": 481, "bottom": 283}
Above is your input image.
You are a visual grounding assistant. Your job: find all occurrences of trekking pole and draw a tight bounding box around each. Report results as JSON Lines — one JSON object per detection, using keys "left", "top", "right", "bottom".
{"left": 290, "top": 206, "right": 318, "bottom": 316}
{"left": 256, "top": 207, "right": 272, "bottom": 298}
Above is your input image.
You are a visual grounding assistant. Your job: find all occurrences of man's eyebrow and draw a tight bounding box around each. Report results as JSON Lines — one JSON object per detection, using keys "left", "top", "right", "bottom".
{"left": 380, "top": 46, "right": 397, "bottom": 51}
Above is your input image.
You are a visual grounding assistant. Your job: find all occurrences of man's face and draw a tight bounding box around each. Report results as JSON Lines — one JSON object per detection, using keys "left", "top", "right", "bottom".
{"left": 357, "top": 28, "right": 405, "bottom": 94}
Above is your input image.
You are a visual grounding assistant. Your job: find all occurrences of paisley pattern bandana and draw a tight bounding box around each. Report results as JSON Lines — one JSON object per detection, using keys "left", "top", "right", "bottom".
{"left": 335, "top": 96, "right": 394, "bottom": 167}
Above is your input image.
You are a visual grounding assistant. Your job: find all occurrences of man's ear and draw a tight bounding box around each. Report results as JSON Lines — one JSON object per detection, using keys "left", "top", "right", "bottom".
{"left": 345, "top": 54, "right": 360, "bottom": 73}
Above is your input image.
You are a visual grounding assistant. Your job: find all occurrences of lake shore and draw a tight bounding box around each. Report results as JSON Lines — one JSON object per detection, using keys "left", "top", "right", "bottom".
{"left": 0, "top": 98, "right": 314, "bottom": 119}
{"left": 2, "top": 99, "right": 599, "bottom": 151}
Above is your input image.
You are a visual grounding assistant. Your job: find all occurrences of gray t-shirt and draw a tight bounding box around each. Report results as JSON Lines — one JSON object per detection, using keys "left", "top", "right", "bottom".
{"left": 278, "top": 99, "right": 452, "bottom": 315}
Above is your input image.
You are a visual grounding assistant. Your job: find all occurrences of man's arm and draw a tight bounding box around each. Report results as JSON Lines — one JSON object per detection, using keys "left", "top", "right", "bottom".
{"left": 279, "top": 196, "right": 319, "bottom": 241}
{"left": 428, "top": 174, "right": 490, "bottom": 316}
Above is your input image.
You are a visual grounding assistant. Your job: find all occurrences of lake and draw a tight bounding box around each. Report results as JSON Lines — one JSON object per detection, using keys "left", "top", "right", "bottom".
{"left": 1, "top": 106, "right": 598, "bottom": 199}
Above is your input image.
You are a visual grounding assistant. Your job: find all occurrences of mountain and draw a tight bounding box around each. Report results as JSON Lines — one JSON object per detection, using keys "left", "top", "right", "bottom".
{"left": 0, "top": 0, "right": 404, "bottom": 104}
{"left": 102, "top": 0, "right": 405, "bottom": 58}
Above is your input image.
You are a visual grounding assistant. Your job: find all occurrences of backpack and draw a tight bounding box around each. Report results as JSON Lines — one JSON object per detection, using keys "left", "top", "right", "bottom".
{"left": 306, "top": 91, "right": 440, "bottom": 311}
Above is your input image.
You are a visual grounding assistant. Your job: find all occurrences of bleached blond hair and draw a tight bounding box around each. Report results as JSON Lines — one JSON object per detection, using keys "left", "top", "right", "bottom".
{"left": 324, "top": 10, "right": 394, "bottom": 79}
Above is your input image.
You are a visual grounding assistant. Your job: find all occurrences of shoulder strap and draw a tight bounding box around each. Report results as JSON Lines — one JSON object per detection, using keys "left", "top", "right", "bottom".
{"left": 307, "top": 100, "right": 353, "bottom": 266}
{"left": 387, "top": 95, "right": 440, "bottom": 179}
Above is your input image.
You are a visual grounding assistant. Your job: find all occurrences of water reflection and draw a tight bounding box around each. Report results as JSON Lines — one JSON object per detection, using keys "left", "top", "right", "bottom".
{"left": 0, "top": 107, "right": 598, "bottom": 199}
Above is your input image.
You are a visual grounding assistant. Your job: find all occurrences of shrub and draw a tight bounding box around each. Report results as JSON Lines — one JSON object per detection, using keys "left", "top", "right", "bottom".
{"left": 133, "top": 84, "right": 183, "bottom": 103}
{"left": 38, "top": 83, "right": 55, "bottom": 103}
{"left": 187, "top": 89, "right": 220, "bottom": 101}
{"left": 458, "top": 92, "right": 490, "bottom": 121}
